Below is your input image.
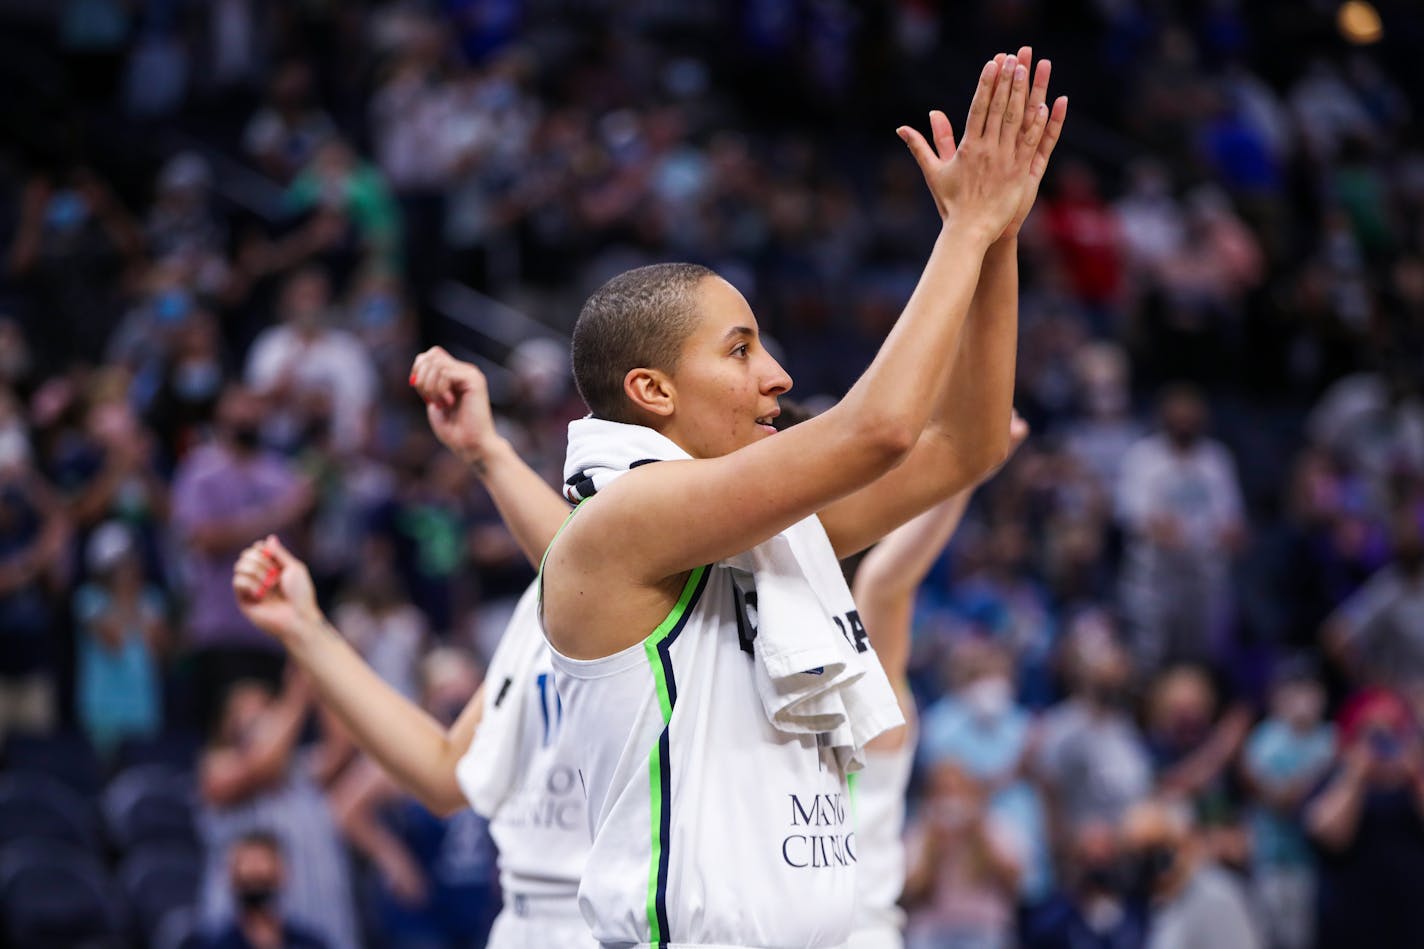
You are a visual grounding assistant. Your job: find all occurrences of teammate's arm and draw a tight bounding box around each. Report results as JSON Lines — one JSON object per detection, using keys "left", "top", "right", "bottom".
{"left": 233, "top": 536, "right": 481, "bottom": 816}
{"left": 854, "top": 414, "right": 1028, "bottom": 751}
{"left": 549, "top": 58, "right": 1044, "bottom": 657}
{"left": 229, "top": 353, "right": 569, "bottom": 816}
{"left": 410, "top": 347, "right": 571, "bottom": 564}
{"left": 819, "top": 50, "right": 1066, "bottom": 557}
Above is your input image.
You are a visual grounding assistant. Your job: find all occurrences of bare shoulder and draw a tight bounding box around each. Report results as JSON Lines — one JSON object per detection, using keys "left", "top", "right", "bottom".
{"left": 542, "top": 481, "right": 692, "bottom": 660}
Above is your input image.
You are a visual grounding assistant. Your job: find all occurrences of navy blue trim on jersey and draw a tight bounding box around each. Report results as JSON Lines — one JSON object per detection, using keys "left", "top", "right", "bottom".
{"left": 650, "top": 564, "right": 711, "bottom": 947}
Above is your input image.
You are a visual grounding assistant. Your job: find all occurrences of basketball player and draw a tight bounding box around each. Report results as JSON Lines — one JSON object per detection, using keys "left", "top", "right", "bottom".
{"left": 848, "top": 413, "right": 1029, "bottom": 949}
{"left": 538, "top": 52, "right": 1065, "bottom": 948}
{"left": 233, "top": 352, "right": 588, "bottom": 948}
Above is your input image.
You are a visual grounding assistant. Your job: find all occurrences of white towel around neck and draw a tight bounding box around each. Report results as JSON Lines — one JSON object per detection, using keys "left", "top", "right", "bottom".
{"left": 561, "top": 416, "right": 903, "bottom": 772}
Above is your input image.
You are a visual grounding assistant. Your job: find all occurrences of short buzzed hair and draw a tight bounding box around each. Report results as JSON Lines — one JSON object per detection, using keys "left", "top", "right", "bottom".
{"left": 572, "top": 263, "right": 715, "bottom": 422}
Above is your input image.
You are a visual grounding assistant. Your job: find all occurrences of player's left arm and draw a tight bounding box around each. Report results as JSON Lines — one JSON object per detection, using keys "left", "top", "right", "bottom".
{"left": 820, "top": 49, "right": 1065, "bottom": 558}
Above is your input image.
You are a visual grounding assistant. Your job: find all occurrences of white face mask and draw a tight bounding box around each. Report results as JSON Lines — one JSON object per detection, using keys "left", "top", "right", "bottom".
{"left": 962, "top": 676, "right": 1013, "bottom": 720}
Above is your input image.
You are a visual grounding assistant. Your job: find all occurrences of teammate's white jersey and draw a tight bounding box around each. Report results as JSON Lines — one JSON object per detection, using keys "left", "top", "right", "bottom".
{"left": 485, "top": 643, "right": 589, "bottom": 899}
{"left": 848, "top": 739, "right": 915, "bottom": 949}
{"left": 549, "top": 562, "right": 858, "bottom": 949}
{"left": 457, "top": 586, "right": 596, "bottom": 948}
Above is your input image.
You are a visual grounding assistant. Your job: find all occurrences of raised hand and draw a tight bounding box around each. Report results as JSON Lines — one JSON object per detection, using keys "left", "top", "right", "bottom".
{"left": 897, "top": 49, "right": 1065, "bottom": 242}
{"left": 233, "top": 534, "right": 322, "bottom": 642}
{"left": 409, "top": 346, "right": 499, "bottom": 469}
{"left": 1001, "top": 47, "right": 1069, "bottom": 238}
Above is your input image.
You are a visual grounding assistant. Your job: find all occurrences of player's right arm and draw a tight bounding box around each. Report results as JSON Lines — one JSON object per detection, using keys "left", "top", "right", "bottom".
{"left": 233, "top": 536, "right": 479, "bottom": 816}
{"left": 547, "top": 57, "right": 1041, "bottom": 657}
{"left": 409, "top": 347, "right": 572, "bottom": 565}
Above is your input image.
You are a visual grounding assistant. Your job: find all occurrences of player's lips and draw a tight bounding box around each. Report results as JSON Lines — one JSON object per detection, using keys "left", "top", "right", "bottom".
{"left": 755, "top": 408, "right": 780, "bottom": 433}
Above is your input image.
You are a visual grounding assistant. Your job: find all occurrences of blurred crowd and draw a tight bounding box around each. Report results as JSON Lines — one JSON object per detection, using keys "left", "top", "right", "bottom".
{"left": 1, "top": 0, "right": 1424, "bottom": 947}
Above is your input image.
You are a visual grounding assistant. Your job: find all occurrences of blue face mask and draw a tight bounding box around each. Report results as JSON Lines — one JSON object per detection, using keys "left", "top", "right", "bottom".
{"left": 359, "top": 295, "right": 397, "bottom": 329}
{"left": 45, "top": 190, "right": 90, "bottom": 231}
{"left": 154, "top": 289, "right": 193, "bottom": 324}
{"left": 173, "top": 360, "right": 221, "bottom": 401}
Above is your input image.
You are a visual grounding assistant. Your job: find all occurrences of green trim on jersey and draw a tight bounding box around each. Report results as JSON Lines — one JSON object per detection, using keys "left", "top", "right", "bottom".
{"left": 643, "top": 564, "right": 710, "bottom": 946}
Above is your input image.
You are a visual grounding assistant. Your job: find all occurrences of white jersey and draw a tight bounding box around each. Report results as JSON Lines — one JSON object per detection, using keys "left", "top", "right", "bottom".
{"left": 485, "top": 642, "right": 589, "bottom": 899}
{"left": 849, "top": 738, "right": 915, "bottom": 949}
{"left": 549, "top": 562, "right": 858, "bottom": 948}
{"left": 457, "top": 586, "right": 596, "bottom": 948}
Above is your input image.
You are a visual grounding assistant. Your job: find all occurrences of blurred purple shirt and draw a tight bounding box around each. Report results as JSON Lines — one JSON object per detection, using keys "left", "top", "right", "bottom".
{"left": 171, "top": 443, "right": 303, "bottom": 649}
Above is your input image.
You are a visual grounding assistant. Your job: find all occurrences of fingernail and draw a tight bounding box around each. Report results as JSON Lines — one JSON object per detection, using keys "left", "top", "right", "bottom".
{"left": 1017, "top": 65, "right": 1027, "bottom": 81}
{"left": 409, "top": 372, "right": 418, "bottom": 386}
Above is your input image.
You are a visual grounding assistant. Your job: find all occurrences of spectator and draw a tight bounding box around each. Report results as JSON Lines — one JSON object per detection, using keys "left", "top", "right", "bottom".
{"left": 207, "top": 831, "right": 330, "bottom": 949}
{"left": 1144, "top": 665, "right": 1252, "bottom": 814}
{"left": 1042, "top": 161, "right": 1125, "bottom": 326}
{"left": 73, "top": 520, "right": 166, "bottom": 756}
{"left": 1307, "top": 364, "right": 1424, "bottom": 505}
{"left": 331, "top": 648, "right": 500, "bottom": 949}
{"left": 243, "top": 62, "right": 336, "bottom": 184}
{"left": 171, "top": 384, "right": 313, "bottom": 723}
{"left": 329, "top": 543, "right": 427, "bottom": 701}
{"left": 1241, "top": 658, "right": 1336, "bottom": 949}
{"left": 146, "top": 151, "right": 229, "bottom": 284}
{"left": 903, "top": 761, "right": 1024, "bottom": 949}
{"left": 0, "top": 443, "right": 67, "bottom": 743}
{"left": 921, "top": 638, "right": 1053, "bottom": 904}
{"left": 199, "top": 674, "right": 358, "bottom": 949}
{"left": 283, "top": 140, "right": 402, "bottom": 272}
{"left": 1121, "top": 799, "right": 1261, "bottom": 949}
{"left": 1324, "top": 513, "right": 1424, "bottom": 689}
{"left": 5, "top": 165, "right": 143, "bottom": 366}
{"left": 1061, "top": 341, "right": 1145, "bottom": 499}
{"left": 245, "top": 266, "right": 378, "bottom": 455}
{"left": 1306, "top": 688, "right": 1424, "bottom": 948}
{"left": 1021, "top": 820, "right": 1148, "bottom": 949}
{"left": 1035, "top": 612, "right": 1154, "bottom": 831}
{"left": 1117, "top": 386, "right": 1245, "bottom": 670}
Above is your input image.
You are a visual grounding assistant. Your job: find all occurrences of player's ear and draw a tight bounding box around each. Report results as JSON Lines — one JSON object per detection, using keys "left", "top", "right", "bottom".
{"left": 623, "top": 367, "right": 675, "bottom": 418}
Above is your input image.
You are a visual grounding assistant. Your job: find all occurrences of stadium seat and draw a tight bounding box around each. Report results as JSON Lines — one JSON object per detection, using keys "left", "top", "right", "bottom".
{"left": 0, "top": 840, "right": 126, "bottom": 948}
{"left": 119, "top": 843, "right": 202, "bottom": 944}
{"left": 0, "top": 732, "right": 105, "bottom": 795}
{"left": 114, "top": 732, "right": 202, "bottom": 772}
{"left": 0, "top": 772, "right": 103, "bottom": 852}
{"left": 103, "top": 765, "right": 199, "bottom": 852}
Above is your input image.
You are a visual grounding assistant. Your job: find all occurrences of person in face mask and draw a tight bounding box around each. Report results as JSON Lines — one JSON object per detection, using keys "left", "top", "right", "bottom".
{"left": 199, "top": 675, "right": 359, "bottom": 949}
{"left": 1323, "top": 513, "right": 1424, "bottom": 690}
{"left": 1241, "top": 659, "right": 1336, "bottom": 949}
{"left": 1116, "top": 384, "right": 1245, "bottom": 671}
{"left": 921, "top": 639, "right": 1055, "bottom": 905}
{"left": 1306, "top": 688, "right": 1424, "bottom": 948}
{"left": 1022, "top": 820, "right": 1149, "bottom": 949}
{"left": 210, "top": 831, "right": 330, "bottom": 949}
{"left": 902, "top": 762, "right": 1025, "bottom": 949}
{"left": 1121, "top": 800, "right": 1261, "bottom": 949}
{"left": 172, "top": 384, "right": 314, "bottom": 729}
{"left": 1034, "top": 612, "right": 1154, "bottom": 830}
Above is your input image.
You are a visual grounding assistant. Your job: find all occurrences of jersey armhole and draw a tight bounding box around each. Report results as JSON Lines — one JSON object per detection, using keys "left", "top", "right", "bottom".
{"left": 537, "top": 506, "right": 582, "bottom": 626}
